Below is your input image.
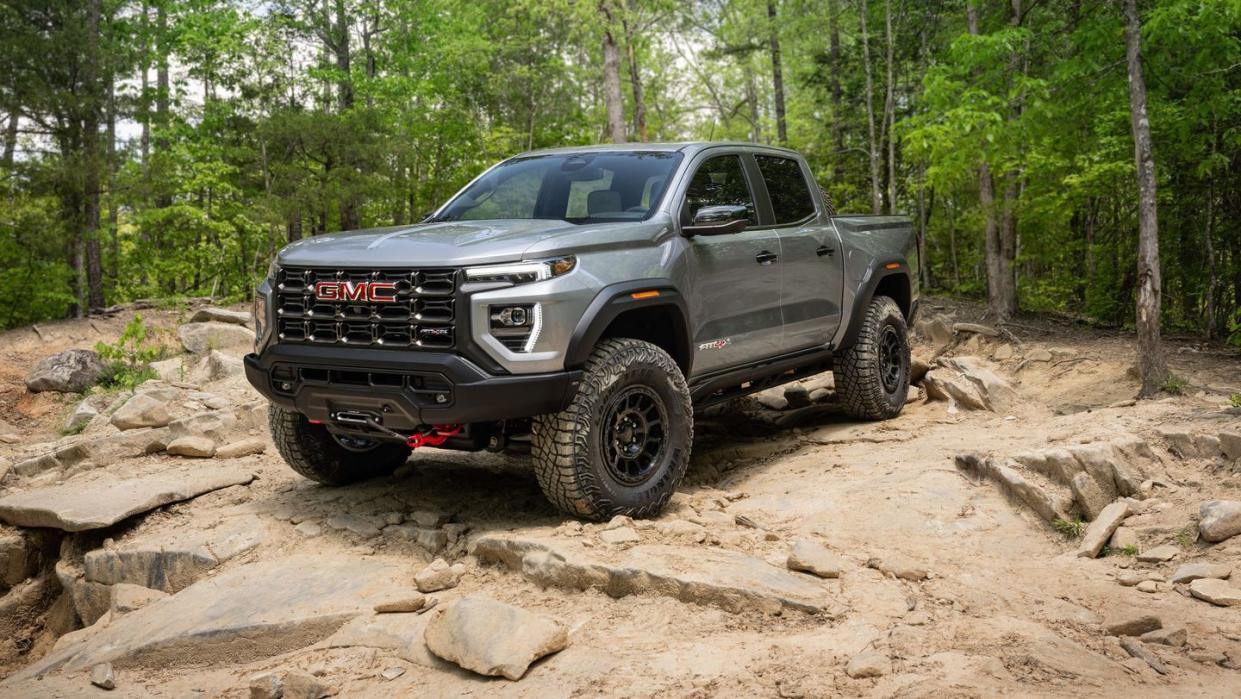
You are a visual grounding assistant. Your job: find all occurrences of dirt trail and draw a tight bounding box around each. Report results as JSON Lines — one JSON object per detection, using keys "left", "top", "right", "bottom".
{"left": 1, "top": 297, "right": 1239, "bottom": 697}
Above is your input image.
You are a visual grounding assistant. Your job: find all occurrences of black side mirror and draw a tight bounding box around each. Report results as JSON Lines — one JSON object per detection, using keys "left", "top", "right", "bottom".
{"left": 683, "top": 204, "right": 749, "bottom": 236}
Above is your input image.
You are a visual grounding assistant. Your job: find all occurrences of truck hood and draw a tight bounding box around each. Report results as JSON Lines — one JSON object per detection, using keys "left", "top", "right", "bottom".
{"left": 276, "top": 217, "right": 674, "bottom": 268}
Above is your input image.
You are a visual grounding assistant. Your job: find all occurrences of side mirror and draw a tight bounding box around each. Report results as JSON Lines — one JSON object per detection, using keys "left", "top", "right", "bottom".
{"left": 683, "top": 204, "right": 749, "bottom": 236}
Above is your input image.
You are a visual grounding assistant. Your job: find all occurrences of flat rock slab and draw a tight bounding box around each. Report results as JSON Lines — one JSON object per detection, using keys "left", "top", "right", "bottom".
{"left": 472, "top": 533, "right": 834, "bottom": 614}
{"left": 16, "top": 555, "right": 404, "bottom": 678}
{"left": 0, "top": 466, "right": 255, "bottom": 532}
{"left": 83, "top": 515, "right": 268, "bottom": 592}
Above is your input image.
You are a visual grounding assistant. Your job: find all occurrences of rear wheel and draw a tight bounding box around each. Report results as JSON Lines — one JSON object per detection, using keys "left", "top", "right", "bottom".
{"left": 532, "top": 338, "right": 693, "bottom": 520}
{"left": 833, "top": 295, "right": 910, "bottom": 420}
{"left": 268, "top": 405, "right": 411, "bottom": 485}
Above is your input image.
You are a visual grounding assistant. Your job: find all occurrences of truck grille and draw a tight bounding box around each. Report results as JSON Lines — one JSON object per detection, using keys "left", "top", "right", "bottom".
{"left": 274, "top": 266, "right": 457, "bottom": 349}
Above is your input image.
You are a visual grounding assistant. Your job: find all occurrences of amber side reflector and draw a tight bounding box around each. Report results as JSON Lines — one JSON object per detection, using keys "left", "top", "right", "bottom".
{"left": 631, "top": 290, "right": 661, "bottom": 300}
{"left": 884, "top": 262, "right": 901, "bottom": 270}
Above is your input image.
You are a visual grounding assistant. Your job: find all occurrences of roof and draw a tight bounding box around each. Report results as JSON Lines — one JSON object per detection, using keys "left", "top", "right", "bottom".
{"left": 518, "top": 141, "right": 802, "bottom": 158}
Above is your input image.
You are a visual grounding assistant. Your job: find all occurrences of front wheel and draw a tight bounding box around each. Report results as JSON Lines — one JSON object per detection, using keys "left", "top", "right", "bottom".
{"left": 269, "top": 405, "right": 411, "bottom": 485}
{"left": 532, "top": 338, "right": 693, "bottom": 521}
{"left": 833, "top": 295, "right": 910, "bottom": 420}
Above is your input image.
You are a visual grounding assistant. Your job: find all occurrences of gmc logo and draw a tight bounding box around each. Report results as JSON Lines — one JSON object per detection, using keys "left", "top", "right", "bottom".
{"left": 314, "top": 281, "right": 398, "bottom": 303}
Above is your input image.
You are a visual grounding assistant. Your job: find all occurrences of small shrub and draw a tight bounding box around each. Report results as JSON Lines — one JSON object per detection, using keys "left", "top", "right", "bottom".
{"left": 95, "top": 314, "right": 163, "bottom": 391}
{"left": 1175, "top": 524, "right": 1198, "bottom": 548}
{"left": 1107, "top": 544, "right": 1138, "bottom": 557}
{"left": 1229, "top": 394, "right": 1241, "bottom": 409}
{"left": 1160, "top": 374, "right": 1188, "bottom": 395}
{"left": 1053, "top": 518, "right": 1085, "bottom": 539}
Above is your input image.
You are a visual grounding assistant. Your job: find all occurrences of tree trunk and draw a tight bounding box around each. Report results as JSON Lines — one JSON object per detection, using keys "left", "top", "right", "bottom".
{"left": 828, "top": 0, "right": 843, "bottom": 185}
{"left": 2, "top": 106, "right": 16, "bottom": 168}
{"left": 1123, "top": 0, "right": 1168, "bottom": 397}
{"left": 1203, "top": 113, "right": 1218, "bottom": 339}
{"left": 622, "top": 5, "right": 647, "bottom": 142}
{"left": 106, "top": 75, "right": 119, "bottom": 296}
{"left": 599, "top": 2, "right": 627, "bottom": 143}
{"left": 882, "top": 0, "right": 897, "bottom": 213}
{"left": 767, "top": 0, "right": 787, "bottom": 144}
{"left": 139, "top": 1, "right": 150, "bottom": 165}
{"left": 82, "top": 0, "right": 105, "bottom": 312}
{"left": 333, "top": 0, "right": 353, "bottom": 111}
{"left": 858, "top": 0, "right": 883, "bottom": 214}
{"left": 745, "top": 64, "right": 761, "bottom": 143}
{"left": 967, "top": 2, "right": 1009, "bottom": 319}
{"left": 154, "top": 2, "right": 171, "bottom": 210}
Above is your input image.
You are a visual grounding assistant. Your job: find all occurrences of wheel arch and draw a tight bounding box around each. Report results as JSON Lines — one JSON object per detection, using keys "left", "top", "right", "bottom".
{"left": 564, "top": 280, "right": 692, "bottom": 375}
{"left": 837, "top": 262, "right": 913, "bottom": 351}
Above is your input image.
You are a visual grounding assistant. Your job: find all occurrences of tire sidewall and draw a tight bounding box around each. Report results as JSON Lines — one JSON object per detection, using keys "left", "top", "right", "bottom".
{"left": 583, "top": 354, "right": 691, "bottom": 512}
{"left": 872, "top": 305, "right": 911, "bottom": 415}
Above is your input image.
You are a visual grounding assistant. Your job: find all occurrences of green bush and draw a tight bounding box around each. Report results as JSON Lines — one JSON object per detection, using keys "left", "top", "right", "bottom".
{"left": 95, "top": 315, "right": 163, "bottom": 391}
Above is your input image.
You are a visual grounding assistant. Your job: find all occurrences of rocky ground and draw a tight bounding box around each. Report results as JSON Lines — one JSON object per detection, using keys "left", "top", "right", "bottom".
{"left": 0, "top": 297, "right": 1239, "bottom": 698}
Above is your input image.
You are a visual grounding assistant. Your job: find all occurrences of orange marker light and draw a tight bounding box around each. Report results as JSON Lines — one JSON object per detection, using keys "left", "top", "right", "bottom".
{"left": 631, "top": 290, "right": 661, "bottom": 300}
{"left": 884, "top": 262, "right": 901, "bottom": 270}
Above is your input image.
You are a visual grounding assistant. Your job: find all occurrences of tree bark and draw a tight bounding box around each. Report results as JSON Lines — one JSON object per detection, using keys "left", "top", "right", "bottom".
{"left": 622, "top": 4, "right": 647, "bottom": 142}
{"left": 882, "top": 0, "right": 897, "bottom": 213}
{"left": 967, "top": 2, "right": 1010, "bottom": 319}
{"left": 858, "top": 0, "right": 883, "bottom": 214}
{"left": 83, "top": 0, "right": 105, "bottom": 312}
{"left": 2, "top": 106, "right": 16, "bottom": 168}
{"left": 767, "top": 0, "right": 787, "bottom": 144}
{"left": 828, "top": 0, "right": 843, "bottom": 185}
{"left": 599, "top": 2, "right": 627, "bottom": 143}
{"left": 333, "top": 0, "right": 353, "bottom": 110}
{"left": 1123, "top": 0, "right": 1168, "bottom": 397}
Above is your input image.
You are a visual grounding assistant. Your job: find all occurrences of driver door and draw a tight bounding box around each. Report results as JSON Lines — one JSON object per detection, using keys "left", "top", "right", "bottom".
{"left": 681, "top": 153, "right": 784, "bottom": 376}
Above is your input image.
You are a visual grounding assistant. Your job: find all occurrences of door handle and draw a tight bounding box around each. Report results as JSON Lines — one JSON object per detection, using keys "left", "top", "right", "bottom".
{"left": 816, "top": 245, "right": 835, "bottom": 257}
{"left": 755, "top": 250, "right": 778, "bottom": 265}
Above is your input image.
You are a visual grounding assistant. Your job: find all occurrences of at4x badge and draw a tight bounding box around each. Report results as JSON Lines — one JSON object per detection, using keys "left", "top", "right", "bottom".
{"left": 698, "top": 338, "right": 732, "bottom": 351}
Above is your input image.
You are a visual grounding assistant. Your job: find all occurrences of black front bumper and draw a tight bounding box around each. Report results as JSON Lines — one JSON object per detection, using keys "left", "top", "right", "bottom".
{"left": 244, "top": 345, "right": 582, "bottom": 430}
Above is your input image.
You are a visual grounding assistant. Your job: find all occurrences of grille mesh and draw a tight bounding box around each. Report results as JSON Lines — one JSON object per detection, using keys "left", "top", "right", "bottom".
{"left": 275, "top": 266, "right": 456, "bottom": 349}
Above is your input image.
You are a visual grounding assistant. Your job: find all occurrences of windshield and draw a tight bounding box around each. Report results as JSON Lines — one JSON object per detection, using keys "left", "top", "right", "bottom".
{"left": 435, "top": 151, "right": 683, "bottom": 224}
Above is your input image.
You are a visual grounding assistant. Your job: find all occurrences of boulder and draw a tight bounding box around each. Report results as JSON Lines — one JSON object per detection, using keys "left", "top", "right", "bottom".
{"left": 415, "top": 558, "right": 465, "bottom": 593}
{"left": 26, "top": 349, "right": 106, "bottom": 393}
{"left": 783, "top": 384, "right": 811, "bottom": 409}
{"left": 865, "top": 554, "right": 928, "bottom": 582}
{"left": 909, "top": 356, "right": 931, "bottom": 385}
{"left": 424, "top": 596, "right": 569, "bottom": 680}
{"left": 283, "top": 672, "right": 334, "bottom": 699}
{"left": 1198, "top": 500, "right": 1241, "bottom": 543}
{"left": 166, "top": 436, "right": 216, "bottom": 458}
{"left": 1076, "top": 502, "right": 1130, "bottom": 559}
{"left": 110, "top": 391, "right": 176, "bottom": 430}
{"left": 249, "top": 674, "right": 283, "bottom": 699}
{"left": 90, "top": 662, "right": 116, "bottom": 690}
{"left": 0, "top": 465, "right": 255, "bottom": 531}
{"left": 1140, "top": 626, "right": 1187, "bottom": 647}
{"left": 177, "top": 322, "right": 254, "bottom": 355}
{"left": 953, "top": 322, "right": 1000, "bottom": 338}
{"left": 786, "top": 540, "right": 844, "bottom": 579}
{"left": 374, "top": 593, "right": 427, "bottom": 613}
{"left": 1188, "top": 578, "right": 1241, "bottom": 607}
{"left": 325, "top": 513, "right": 383, "bottom": 538}
{"left": 1070, "top": 472, "right": 1111, "bottom": 520}
{"left": 1109, "top": 527, "right": 1138, "bottom": 551}
{"left": 1119, "top": 637, "right": 1167, "bottom": 675}
{"left": 0, "top": 531, "right": 39, "bottom": 587}
{"left": 188, "top": 307, "right": 252, "bottom": 326}
{"left": 923, "top": 356, "right": 1017, "bottom": 412}
{"left": 598, "top": 526, "right": 640, "bottom": 545}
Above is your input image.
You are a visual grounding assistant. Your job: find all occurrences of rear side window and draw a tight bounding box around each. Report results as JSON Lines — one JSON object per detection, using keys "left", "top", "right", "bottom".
{"left": 755, "top": 155, "right": 816, "bottom": 224}
{"left": 682, "top": 155, "right": 758, "bottom": 225}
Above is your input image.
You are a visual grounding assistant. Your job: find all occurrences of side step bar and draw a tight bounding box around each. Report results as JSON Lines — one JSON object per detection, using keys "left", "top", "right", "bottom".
{"left": 689, "top": 347, "right": 834, "bottom": 408}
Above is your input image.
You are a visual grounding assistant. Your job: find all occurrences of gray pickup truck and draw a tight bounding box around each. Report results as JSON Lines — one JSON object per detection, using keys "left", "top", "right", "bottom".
{"left": 245, "top": 142, "right": 917, "bottom": 519}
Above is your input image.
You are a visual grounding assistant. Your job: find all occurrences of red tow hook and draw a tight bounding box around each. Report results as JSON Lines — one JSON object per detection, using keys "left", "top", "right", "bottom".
{"left": 406, "top": 424, "right": 462, "bottom": 449}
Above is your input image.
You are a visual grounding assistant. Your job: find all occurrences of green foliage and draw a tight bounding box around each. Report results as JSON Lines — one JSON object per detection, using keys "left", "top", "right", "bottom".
{"left": 94, "top": 315, "right": 163, "bottom": 391}
{"left": 1106, "top": 544, "right": 1139, "bottom": 557}
{"left": 1160, "top": 374, "right": 1188, "bottom": 396}
{"left": 1052, "top": 518, "right": 1085, "bottom": 539}
{"left": 1229, "top": 394, "right": 1241, "bottom": 409}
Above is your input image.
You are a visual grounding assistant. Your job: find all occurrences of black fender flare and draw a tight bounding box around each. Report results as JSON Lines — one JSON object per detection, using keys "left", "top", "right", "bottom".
{"left": 837, "top": 260, "right": 913, "bottom": 351}
{"left": 564, "top": 279, "right": 692, "bottom": 372}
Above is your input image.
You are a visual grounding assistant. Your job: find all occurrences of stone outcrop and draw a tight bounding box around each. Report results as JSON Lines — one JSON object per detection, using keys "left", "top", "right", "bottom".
{"left": 177, "top": 322, "right": 254, "bottom": 355}
{"left": 26, "top": 349, "right": 106, "bottom": 393}
{"left": 922, "top": 356, "right": 1019, "bottom": 412}
{"left": 424, "top": 596, "right": 569, "bottom": 680}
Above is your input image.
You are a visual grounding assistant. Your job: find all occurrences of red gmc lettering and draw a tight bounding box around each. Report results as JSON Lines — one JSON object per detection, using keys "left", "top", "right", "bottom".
{"left": 314, "top": 281, "right": 398, "bottom": 302}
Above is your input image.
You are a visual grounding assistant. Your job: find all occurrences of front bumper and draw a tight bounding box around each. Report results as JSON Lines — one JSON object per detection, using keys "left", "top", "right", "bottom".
{"left": 244, "top": 345, "right": 582, "bottom": 430}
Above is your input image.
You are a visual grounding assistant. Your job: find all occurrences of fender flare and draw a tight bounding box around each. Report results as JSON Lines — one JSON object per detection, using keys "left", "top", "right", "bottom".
{"left": 564, "top": 279, "right": 692, "bottom": 371}
{"left": 836, "top": 260, "right": 913, "bottom": 351}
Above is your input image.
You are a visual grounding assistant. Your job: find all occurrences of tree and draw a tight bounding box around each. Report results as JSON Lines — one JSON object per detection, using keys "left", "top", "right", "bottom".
{"left": 600, "top": 1, "right": 627, "bottom": 143}
{"left": 767, "top": 0, "right": 787, "bottom": 144}
{"left": 1123, "top": 0, "right": 1169, "bottom": 396}
{"left": 858, "top": 0, "right": 883, "bottom": 213}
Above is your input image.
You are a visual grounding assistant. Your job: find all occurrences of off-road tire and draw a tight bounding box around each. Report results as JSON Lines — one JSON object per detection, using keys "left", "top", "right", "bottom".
{"left": 833, "top": 295, "right": 910, "bottom": 420}
{"left": 532, "top": 338, "right": 693, "bottom": 521}
{"left": 268, "top": 405, "right": 411, "bottom": 485}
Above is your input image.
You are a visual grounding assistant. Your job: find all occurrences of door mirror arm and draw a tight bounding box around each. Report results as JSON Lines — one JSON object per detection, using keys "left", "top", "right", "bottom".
{"left": 682, "top": 204, "right": 749, "bottom": 237}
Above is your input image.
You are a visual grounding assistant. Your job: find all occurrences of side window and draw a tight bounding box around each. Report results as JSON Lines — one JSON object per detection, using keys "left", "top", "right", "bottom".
{"left": 755, "top": 155, "right": 816, "bottom": 224}
{"left": 682, "top": 155, "right": 757, "bottom": 226}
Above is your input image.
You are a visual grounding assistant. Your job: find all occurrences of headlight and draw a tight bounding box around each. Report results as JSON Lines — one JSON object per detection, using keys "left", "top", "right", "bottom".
{"left": 464, "top": 256, "right": 576, "bottom": 285}
{"left": 266, "top": 258, "right": 279, "bottom": 281}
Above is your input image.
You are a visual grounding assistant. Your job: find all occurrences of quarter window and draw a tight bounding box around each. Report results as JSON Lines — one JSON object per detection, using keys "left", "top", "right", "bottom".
{"left": 755, "top": 155, "right": 816, "bottom": 224}
{"left": 682, "top": 155, "right": 757, "bottom": 226}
